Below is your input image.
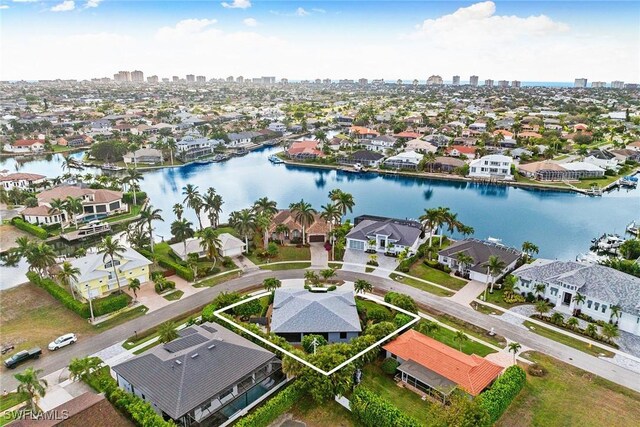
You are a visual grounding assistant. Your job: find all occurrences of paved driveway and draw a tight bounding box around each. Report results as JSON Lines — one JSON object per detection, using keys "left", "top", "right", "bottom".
{"left": 310, "top": 243, "right": 328, "bottom": 268}
{"left": 449, "top": 280, "right": 484, "bottom": 305}
{"left": 342, "top": 249, "right": 398, "bottom": 276}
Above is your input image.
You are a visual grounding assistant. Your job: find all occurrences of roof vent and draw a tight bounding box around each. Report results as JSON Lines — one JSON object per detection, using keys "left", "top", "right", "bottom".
{"left": 207, "top": 344, "right": 215, "bottom": 350}
{"left": 191, "top": 353, "right": 199, "bottom": 359}
{"left": 175, "top": 360, "right": 182, "bottom": 365}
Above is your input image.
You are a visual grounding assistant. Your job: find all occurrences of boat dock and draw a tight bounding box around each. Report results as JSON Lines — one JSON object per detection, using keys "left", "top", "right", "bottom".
{"left": 61, "top": 222, "right": 111, "bottom": 242}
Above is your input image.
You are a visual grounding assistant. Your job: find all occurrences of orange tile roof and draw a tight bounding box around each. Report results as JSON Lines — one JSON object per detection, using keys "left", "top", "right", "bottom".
{"left": 268, "top": 209, "right": 329, "bottom": 235}
{"left": 447, "top": 145, "right": 476, "bottom": 155}
{"left": 13, "top": 139, "right": 42, "bottom": 147}
{"left": 383, "top": 330, "right": 503, "bottom": 396}
{"left": 287, "top": 140, "right": 323, "bottom": 156}
{"left": 349, "top": 126, "right": 379, "bottom": 136}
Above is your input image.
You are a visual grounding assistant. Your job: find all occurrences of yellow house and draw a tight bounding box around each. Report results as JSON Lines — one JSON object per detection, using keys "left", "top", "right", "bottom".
{"left": 69, "top": 247, "right": 152, "bottom": 299}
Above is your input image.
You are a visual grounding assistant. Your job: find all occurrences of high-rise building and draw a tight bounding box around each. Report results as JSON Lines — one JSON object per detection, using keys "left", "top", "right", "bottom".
{"left": 591, "top": 81, "right": 606, "bottom": 88}
{"left": 358, "top": 78, "right": 368, "bottom": 85}
{"left": 452, "top": 75, "right": 460, "bottom": 85}
{"left": 226, "top": 76, "right": 234, "bottom": 82}
{"left": 262, "top": 76, "right": 276, "bottom": 84}
{"left": 624, "top": 83, "right": 638, "bottom": 89}
{"left": 131, "top": 70, "right": 144, "bottom": 82}
{"left": 323, "top": 78, "right": 332, "bottom": 84}
{"left": 172, "top": 76, "right": 179, "bottom": 82}
{"left": 484, "top": 79, "right": 494, "bottom": 87}
{"left": 146, "top": 75, "right": 159, "bottom": 83}
{"left": 470, "top": 75, "right": 479, "bottom": 86}
{"left": 574, "top": 78, "right": 588, "bottom": 88}
{"left": 426, "top": 75, "right": 443, "bottom": 85}
{"left": 498, "top": 80, "right": 509, "bottom": 88}
{"left": 372, "top": 79, "right": 384, "bottom": 85}
{"left": 511, "top": 80, "right": 521, "bottom": 88}
{"left": 186, "top": 74, "right": 195, "bottom": 83}
{"left": 611, "top": 80, "right": 624, "bottom": 89}
{"left": 281, "top": 78, "right": 289, "bottom": 84}
{"left": 236, "top": 76, "right": 244, "bottom": 83}
{"left": 196, "top": 76, "right": 206, "bottom": 83}
{"left": 162, "top": 78, "right": 170, "bottom": 83}
{"left": 114, "top": 71, "right": 131, "bottom": 82}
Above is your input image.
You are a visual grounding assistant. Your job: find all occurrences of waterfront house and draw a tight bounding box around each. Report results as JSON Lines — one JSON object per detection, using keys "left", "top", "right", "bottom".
{"left": 270, "top": 288, "right": 361, "bottom": 343}
{"left": 113, "top": 322, "right": 285, "bottom": 427}
{"left": 512, "top": 260, "right": 640, "bottom": 336}
{"left": 3, "top": 139, "right": 45, "bottom": 153}
{"left": 0, "top": 172, "right": 46, "bottom": 190}
{"left": 57, "top": 135, "right": 92, "bottom": 147}
{"left": 383, "top": 150, "right": 422, "bottom": 170}
{"left": 285, "top": 140, "right": 324, "bottom": 160}
{"left": 227, "top": 131, "right": 262, "bottom": 147}
{"left": 468, "top": 154, "right": 514, "bottom": 181}
{"left": 609, "top": 148, "right": 640, "bottom": 163}
{"left": 123, "top": 148, "right": 164, "bottom": 165}
{"left": 346, "top": 215, "right": 424, "bottom": 256}
{"left": 176, "top": 134, "right": 223, "bottom": 161}
{"left": 365, "top": 135, "right": 397, "bottom": 152}
{"left": 383, "top": 330, "right": 503, "bottom": 401}
{"left": 268, "top": 209, "right": 329, "bottom": 244}
{"left": 431, "top": 156, "right": 465, "bottom": 173}
{"left": 267, "top": 122, "right": 287, "bottom": 133}
{"left": 337, "top": 150, "right": 384, "bottom": 167}
{"left": 446, "top": 145, "right": 476, "bottom": 159}
{"left": 517, "top": 160, "right": 569, "bottom": 181}
{"left": 583, "top": 154, "right": 620, "bottom": 172}
{"left": 170, "top": 233, "right": 246, "bottom": 260}
{"left": 405, "top": 138, "right": 437, "bottom": 154}
{"left": 349, "top": 126, "right": 379, "bottom": 140}
{"left": 70, "top": 247, "right": 151, "bottom": 299}
{"left": 561, "top": 161, "right": 605, "bottom": 179}
{"left": 438, "top": 239, "right": 522, "bottom": 283}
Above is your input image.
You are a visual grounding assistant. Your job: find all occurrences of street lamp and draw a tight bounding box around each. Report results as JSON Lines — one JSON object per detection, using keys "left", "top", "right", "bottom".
{"left": 85, "top": 284, "right": 95, "bottom": 323}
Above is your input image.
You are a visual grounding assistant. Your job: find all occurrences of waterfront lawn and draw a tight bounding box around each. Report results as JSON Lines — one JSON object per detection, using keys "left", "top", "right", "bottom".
{"left": 573, "top": 174, "right": 622, "bottom": 189}
{"left": 522, "top": 320, "right": 614, "bottom": 358}
{"left": 407, "top": 262, "right": 466, "bottom": 291}
{"left": 289, "top": 396, "right": 358, "bottom": 427}
{"left": 389, "top": 273, "right": 454, "bottom": 297}
{"left": 260, "top": 262, "right": 311, "bottom": 271}
{"left": 247, "top": 244, "right": 311, "bottom": 265}
{"left": 361, "top": 362, "right": 435, "bottom": 424}
{"left": 213, "top": 226, "right": 240, "bottom": 237}
{"left": 102, "top": 204, "right": 143, "bottom": 223}
{"left": 497, "top": 352, "right": 640, "bottom": 427}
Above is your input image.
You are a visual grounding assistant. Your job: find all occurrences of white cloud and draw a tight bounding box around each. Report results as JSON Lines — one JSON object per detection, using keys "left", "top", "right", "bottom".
{"left": 11, "top": 0, "right": 39, "bottom": 3}
{"left": 221, "top": 0, "right": 250, "bottom": 9}
{"left": 156, "top": 18, "right": 218, "bottom": 39}
{"left": 295, "top": 7, "right": 309, "bottom": 17}
{"left": 243, "top": 18, "right": 257, "bottom": 27}
{"left": 311, "top": 8, "right": 326, "bottom": 14}
{"left": 0, "top": 5, "right": 9, "bottom": 9}
{"left": 50, "top": 0, "right": 75, "bottom": 12}
{"left": 84, "top": 0, "right": 101, "bottom": 8}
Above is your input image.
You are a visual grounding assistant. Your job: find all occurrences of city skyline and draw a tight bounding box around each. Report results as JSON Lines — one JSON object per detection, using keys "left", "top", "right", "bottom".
{"left": 0, "top": 1, "right": 638, "bottom": 81}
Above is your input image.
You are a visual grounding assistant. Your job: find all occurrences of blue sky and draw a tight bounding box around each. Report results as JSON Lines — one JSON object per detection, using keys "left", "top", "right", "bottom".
{"left": 1, "top": 1, "right": 638, "bottom": 81}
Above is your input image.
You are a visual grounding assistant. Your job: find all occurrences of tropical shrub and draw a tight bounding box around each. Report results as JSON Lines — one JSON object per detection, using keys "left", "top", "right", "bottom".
{"left": 381, "top": 358, "right": 399, "bottom": 375}
{"left": 301, "top": 334, "right": 328, "bottom": 354}
{"left": 222, "top": 256, "right": 235, "bottom": 268}
{"left": 478, "top": 365, "right": 526, "bottom": 424}
{"left": 153, "top": 276, "right": 176, "bottom": 294}
{"left": 11, "top": 217, "right": 48, "bottom": 239}
{"left": 384, "top": 292, "right": 418, "bottom": 314}
{"left": 235, "top": 384, "right": 304, "bottom": 427}
{"left": 122, "top": 191, "right": 147, "bottom": 205}
{"left": 351, "top": 386, "right": 422, "bottom": 427}
{"left": 394, "top": 313, "right": 413, "bottom": 328}
{"left": 527, "top": 363, "right": 547, "bottom": 377}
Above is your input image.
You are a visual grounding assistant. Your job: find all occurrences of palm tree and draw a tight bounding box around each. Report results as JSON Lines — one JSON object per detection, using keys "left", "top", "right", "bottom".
{"left": 609, "top": 304, "right": 622, "bottom": 324}
{"left": 197, "top": 227, "right": 222, "bottom": 265}
{"left": 182, "top": 184, "right": 203, "bottom": 230}
{"left": 68, "top": 356, "right": 103, "bottom": 382}
{"left": 320, "top": 268, "right": 336, "bottom": 283}
{"left": 601, "top": 323, "right": 619, "bottom": 342}
{"left": 483, "top": 255, "right": 506, "bottom": 299}
{"left": 253, "top": 196, "right": 278, "bottom": 216}
{"left": 521, "top": 241, "right": 539, "bottom": 261}
{"left": 56, "top": 261, "right": 80, "bottom": 300}
{"left": 202, "top": 188, "right": 225, "bottom": 229}
{"left": 124, "top": 167, "right": 144, "bottom": 206}
{"left": 64, "top": 196, "right": 84, "bottom": 229}
{"left": 158, "top": 321, "right": 179, "bottom": 343}
{"left": 419, "top": 207, "right": 445, "bottom": 247}
{"left": 455, "top": 251, "right": 474, "bottom": 276}
{"left": 550, "top": 312, "right": 564, "bottom": 325}
{"left": 229, "top": 209, "right": 256, "bottom": 251}
{"left": 263, "top": 277, "right": 282, "bottom": 293}
{"left": 275, "top": 224, "right": 289, "bottom": 245}
{"left": 26, "top": 243, "right": 57, "bottom": 277}
{"left": 97, "top": 236, "right": 126, "bottom": 293}
{"left": 172, "top": 203, "right": 184, "bottom": 221}
{"left": 128, "top": 278, "right": 141, "bottom": 301}
{"left": 416, "top": 320, "right": 439, "bottom": 337}
{"left": 535, "top": 300, "right": 550, "bottom": 318}
{"left": 502, "top": 274, "right": 519, "bottom": 296}
{"left": 567, "top": 317, "right": 580, "bottom": 330}
{"left": 48, "top": 197, "right": 67, "bottom": 234}
{"left": 354, "top": 279, "right": 373, "bottom": 294}
{"left": 304, "top": 270, "right": 320, "bottom": 286}
{"left": 320, "top": 202, "right": 342, "bottom": 260}
{"left": 585, "top": 323, "right": 598, "bottom": 337}
{"left": 289, "top": 200, "right": 316, "bottom": 244}
{"left": 329, "top": 189, "right": 355, "bottom": 219}
{"left": 15, "top": 367, "right": 48, "bottom": 413}
{"left": 508, "top": 342, "right": 522, "bottom": 365}
{"left": 572, "top": 292, "right": 586, "bottom": 314}
{"left": 171, "top": 219, "right": 195, "bottom": 255}
{"left": 165, "top": 138, "right": 177, "bottom": 166}
{"left": 454, "top": 331, "right": 469, "bottom": 351}
{"left": 534, "top": 283, "right": 546, "bottom": 300}
{"left": 139, "top": 205, "right": 163, "bottom": 252}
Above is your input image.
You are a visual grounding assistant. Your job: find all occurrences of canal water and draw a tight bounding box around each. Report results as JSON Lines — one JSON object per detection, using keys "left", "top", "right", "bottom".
{"left": 2, "top": 147, "right": 639, "bottom": 264}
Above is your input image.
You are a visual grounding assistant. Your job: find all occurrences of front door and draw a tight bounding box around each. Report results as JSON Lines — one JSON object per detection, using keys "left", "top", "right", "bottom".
{"left": 563, "top": 292, "right": 572, "bottom": 306}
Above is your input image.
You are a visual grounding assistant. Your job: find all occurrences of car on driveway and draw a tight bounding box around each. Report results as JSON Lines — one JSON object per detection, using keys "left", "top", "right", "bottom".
{"left": 48, "top": 333, "right": 77, "bottom": 351}
{"left": 4, "top": 347, "right": 42, "bottom": 369}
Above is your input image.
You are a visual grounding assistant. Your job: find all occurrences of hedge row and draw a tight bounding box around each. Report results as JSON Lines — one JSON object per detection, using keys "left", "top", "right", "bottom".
{"left": 138, "top": 248, "right": 194, "bottom": 282}
{"left": 11, "top": 217, "right": 48, "bottom": 239}
{"left": 478, "top": 365, "right": 526, "bottom": 424}
{"left": 27, "top": 272, "right": 130, "bottom": 318}
{"left": 122, "top": 191, "right": 148, "bottom": 205}
{"left": 234, "top": 383, "right": 304, "bottom": 427}
{"left": 351, "top": 386, "right": 423, "bottom": 427}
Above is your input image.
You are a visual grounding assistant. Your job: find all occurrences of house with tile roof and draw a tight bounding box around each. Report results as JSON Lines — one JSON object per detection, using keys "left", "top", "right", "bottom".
{"left": 270, "top": 288, "right": 361, "bottom": 343}
{"left": 513, "top": 259, "right": 640, "bottom": 335}
{"left": 346, "top": 215, "right": 425, "bottom": 256}
{"left": 438, "top": 239, "right": 522, "bottom": 283}
{"left": 268, "top": 209, "right": 329, "bottom": 244}
{"left": 3, "top": 139, "right": 45, "bottom": 153}
{"left": 170, "top": 233, "right": 246, "bottom": 260}
{"left": 0, "top": 172, "right": 46, "bottom": 190}
{"left": 285, "top": 140, "right": 324, "bottom": 160}
{"left": 383, "top": 329, "right": 503, "bottom": 401}
{"left": 383, "top": 150, "right": 423, "bottom": 170}
{"left": 113, "top": 322, "right": 284, "bottom": 427}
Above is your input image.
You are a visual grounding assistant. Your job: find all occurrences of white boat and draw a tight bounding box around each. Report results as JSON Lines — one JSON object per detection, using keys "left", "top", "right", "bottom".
{"left": 353, "top": 163, "right": 363, "bottom": 172}
{"left": 593, "top": 233, "right": 626, "bottom": 251}
{"left": 268, "top": 155, "right": 284, "bottom": 164}
{"left": 627, "top": 220, "right": 640, "bottom": 236}
{"left": 575, "top": 252, "right": 608, "bottom": 264}
{"left": 619, "top": 175, "right": 638, "bottom": 187}
{"left": 102, "top": 163, "right": 124, "bottom": 171}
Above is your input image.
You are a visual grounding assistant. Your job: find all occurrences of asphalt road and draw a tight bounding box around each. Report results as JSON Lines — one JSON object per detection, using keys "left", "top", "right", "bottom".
{"left": 2, "top": 269, "right": 640, "bottom": 394}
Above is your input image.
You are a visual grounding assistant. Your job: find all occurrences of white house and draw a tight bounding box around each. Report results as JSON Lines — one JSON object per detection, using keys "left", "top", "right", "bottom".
{"left": 170, "top": 233, "right": 246, "bottom": 261}
{"left": 513, "top": 259, "right": 640, "bottom": 336}
{"left": 438, "top": 239, "right": 522, "bottom": 283}
{"left": 346, "top": 215, "right": 425, "bottom": 256}
{"left": 268, "top": 122, "right": 287, "bottom": 133}
{"left": 383, "top": 150, "right": 423, "bottom": 170}
{"left": 3, "top": 139, "right": 45, "bottom": 153}
{"left": 365, "top": 135, "right": 397, "bottom": 152}
{"left": 583, "top": 155, "right": 620, "bottom": 172}
{"left": 0, "top": 172, "right": 46, "bottom": 190}
{"left": 469, "top": 155, "right": 514, "bottom": 180}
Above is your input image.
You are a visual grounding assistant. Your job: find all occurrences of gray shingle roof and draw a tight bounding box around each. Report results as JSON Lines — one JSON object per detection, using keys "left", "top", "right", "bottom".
{"left": 271, "top": 289, "right": 361, "bottom": 334}
{"left": 112, "top": 322, "right": 276, "bottom": 419}
{"left": 346, "top": 217, "right": 422, "bottom": 247}
{"left": 438, "top": 239, "right": 522, "bottom": 274}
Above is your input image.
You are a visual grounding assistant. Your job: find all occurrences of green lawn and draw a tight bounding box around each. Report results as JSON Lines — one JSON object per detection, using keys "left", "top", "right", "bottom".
{"left": 328, "top": 262, "right": 342, "bottom": 269}
{"left": 365, "top": 266, "right": 375, "bottom": 273}
{"left": 480, "top": 288, "right": 528, "bottom": 309}
{"left": 389, "top": 273, "right": 454, "bottom": 297}
{"left": 423, "top": 310, "right": 506, "bottom": 348}
{"left": 194, "top": 271, "right": 241, "bottom": 288}
{"left": 248, "top": 245, "right": 311, "bottom": 265}
{"left": 522, "top": 321, "right": 614, "bottom": 357}
{"left": 0, "top": 393, "right": 27, "bottom": 411}
{"left": 260, "top": 262, "right": 311, "bottom": 271}
{"left": 420, "top": 321, "right": 496, "bottom": 356}
{"left": 573, "top": 175, "right": 622, "bottom": 189}
{"left": 163, "top": 290, "right": 184, "bottom": 301}
{"left": 93, "top": 305, "right": 148, "bottom": 330}
{"left": 497, "top": 352, "right": 640, "bottom": 427}
{"left": 289, "top": 395, "right": 359, "bottom": 427}
{"left": 406, "top": 262, "right": 467, "bottom": 290}
{"left": 361, "top": 363, "right": 436, "bottom": 424}
{"left": 103, "top": 204, "right": 143, "bottom": 223}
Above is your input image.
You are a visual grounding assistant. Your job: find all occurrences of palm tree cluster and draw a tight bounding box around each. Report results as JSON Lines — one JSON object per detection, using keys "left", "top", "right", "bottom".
{"left": 47, "top": 196, "right": 85, "bottom": 234}
{"left": 181, "top": 184, "right": 223, "bottom": 230}
{"left": 123, "top": 167, "right": 144, "bottom": 206}
{"left": 419, "top": 206, "right": 474, "bottom": 247}
{"left": 97, "top": 235, "right": 127, "bottom": 293}
{"left": 11, "top": 237, "right": 57, "bottom": 277}
{"left": 134, "top": 205, "right": 164, "bottom": 252}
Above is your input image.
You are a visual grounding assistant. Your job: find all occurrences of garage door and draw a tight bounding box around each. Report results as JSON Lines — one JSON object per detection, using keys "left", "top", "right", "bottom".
{"left": 309, "top": 235, "right": 325, "bottom": 243}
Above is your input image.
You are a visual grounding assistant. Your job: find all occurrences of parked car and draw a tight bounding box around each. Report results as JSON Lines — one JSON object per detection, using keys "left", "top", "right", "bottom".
{"left": 48, "top": 333, "right": 77, "bottom": 351}
{"left": 4, "top": 347, "right": 42, "bottom": 369}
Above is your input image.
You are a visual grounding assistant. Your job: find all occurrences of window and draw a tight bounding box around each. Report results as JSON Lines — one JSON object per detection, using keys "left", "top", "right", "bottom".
{"left": 550, "top": 287, "right": 558, "bottom": 296}
{"left": 587, "top": 300, "right": 592, "bottom": 309}
{"left": 105, "top": 260, "right": 121, "bottom": 269}
{"left": 601, "top": 305, "right": 607, "bottom": 313}
{"left": 594, "top": 302, "right": 600, "bottom": 311}
{"left": 340, "top": 332, "right": 347, "bottom": 339}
